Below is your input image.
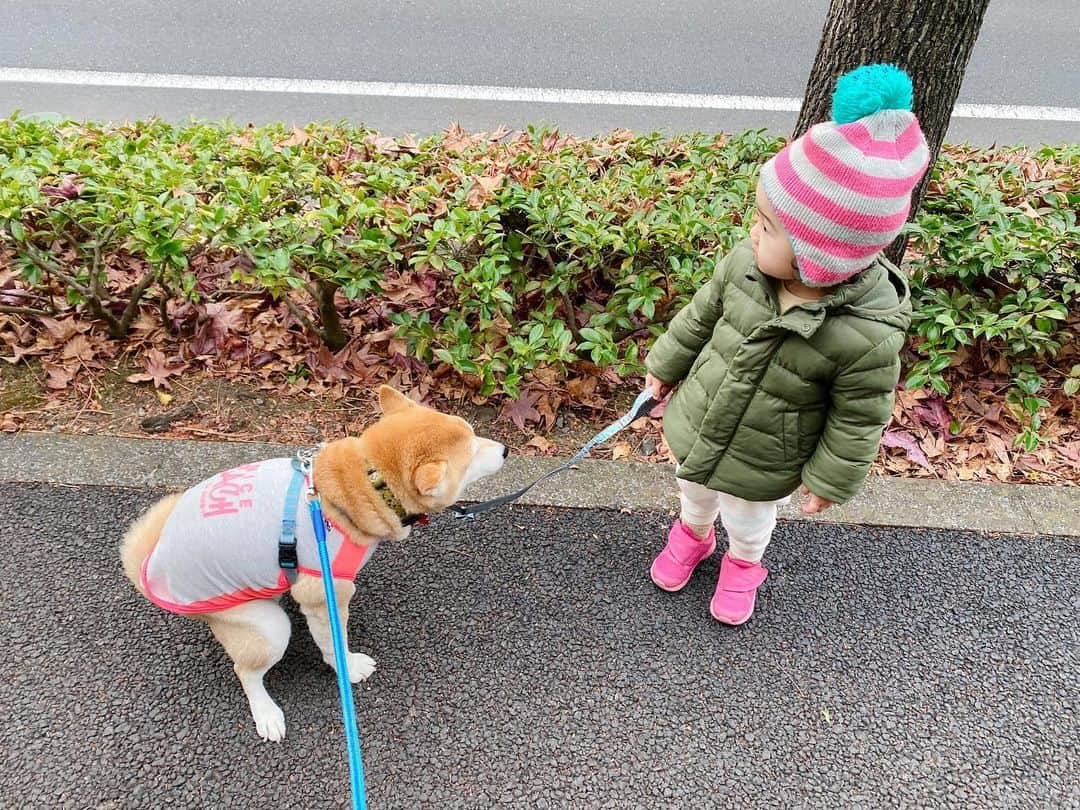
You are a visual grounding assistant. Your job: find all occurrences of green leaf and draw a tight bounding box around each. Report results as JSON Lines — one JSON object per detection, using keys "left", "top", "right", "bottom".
{"left": 905, "top": 372, "right": 928, "bottom": 390}
{"left": 929, "top": 355, "right": 951, "bottom": 373}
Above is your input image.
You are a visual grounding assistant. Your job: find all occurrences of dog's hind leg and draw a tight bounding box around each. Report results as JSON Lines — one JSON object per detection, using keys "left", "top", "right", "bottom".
{"left": 291, "top": 573, "right": 376, "bottom": 684}
{"left": 205, "top": 599, "right": 292, "bottom": 742}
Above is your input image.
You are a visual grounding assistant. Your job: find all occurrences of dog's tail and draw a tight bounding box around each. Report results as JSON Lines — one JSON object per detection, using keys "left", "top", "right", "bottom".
{"left": 120, "top": 494, "right": 181, "bottom": 596}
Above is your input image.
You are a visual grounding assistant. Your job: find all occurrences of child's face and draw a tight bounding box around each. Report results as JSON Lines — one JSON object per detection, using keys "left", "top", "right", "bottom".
{"left": 751, "top": 182, "right": 798, "bottom": 280}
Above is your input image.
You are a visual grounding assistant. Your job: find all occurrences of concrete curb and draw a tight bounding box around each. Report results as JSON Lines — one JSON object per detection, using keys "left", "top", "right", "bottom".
{"left": 1, "top": 432, "right": 1076, "bottom": 537}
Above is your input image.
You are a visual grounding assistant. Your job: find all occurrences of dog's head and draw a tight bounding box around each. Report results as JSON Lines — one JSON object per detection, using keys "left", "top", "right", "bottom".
{"left": 362, "top": 386, "right": 507, "bottom": 514}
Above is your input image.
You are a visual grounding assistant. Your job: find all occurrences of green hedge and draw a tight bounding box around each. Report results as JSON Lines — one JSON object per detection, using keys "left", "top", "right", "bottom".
{"left": 1, "top": 117, "right": 1077, "bottom": 444}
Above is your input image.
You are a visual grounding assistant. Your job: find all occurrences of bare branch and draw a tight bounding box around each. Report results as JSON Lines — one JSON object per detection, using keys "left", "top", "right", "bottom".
{"left": 541, "top": 251, "right": 584, "bottom": 345}
{"left": 282, "top": 294, "right": 327, "bottom": 342}
{"left": 23, "top": 248, "right": 91, "bottom": 298}
{"left": 0, "top": 305, "right": 50, "bottom": 316}
{"left": 116, "top": 266, "right": 162, "bottom": 335}
{"left": 0, "top": 289, "right": 45, "bottom": 301}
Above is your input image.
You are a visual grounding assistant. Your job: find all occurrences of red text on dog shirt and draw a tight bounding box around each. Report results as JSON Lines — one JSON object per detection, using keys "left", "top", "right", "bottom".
{"left": 199, "top": 462, "right": 261, "bottom": 518}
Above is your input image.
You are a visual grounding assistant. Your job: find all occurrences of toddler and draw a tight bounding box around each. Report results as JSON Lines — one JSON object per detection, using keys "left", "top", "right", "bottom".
{"left": 644, "top": 64, "right": 929, "bottom": 624}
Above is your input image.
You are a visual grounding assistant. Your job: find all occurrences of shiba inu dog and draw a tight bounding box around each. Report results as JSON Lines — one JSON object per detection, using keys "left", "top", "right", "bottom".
{"left": 121, "top": 386, "right": 506, "bottom": 741}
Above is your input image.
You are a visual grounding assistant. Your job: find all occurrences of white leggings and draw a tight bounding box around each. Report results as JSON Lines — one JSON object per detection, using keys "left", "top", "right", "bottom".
{"left": 677, "top": 477, "right": 789, "bottom": 563}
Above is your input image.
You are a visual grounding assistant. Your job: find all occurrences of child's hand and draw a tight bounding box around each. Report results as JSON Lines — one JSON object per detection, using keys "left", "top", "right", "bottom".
{"left": 799, "top": 485, "right": 835, "bottom": 514}
{"left": 644, "top": 373, "right": 674, "bottom": 400}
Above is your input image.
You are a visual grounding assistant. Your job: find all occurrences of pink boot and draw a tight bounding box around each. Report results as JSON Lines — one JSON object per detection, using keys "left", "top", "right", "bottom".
{"left": 710, "top": 553, "right": 768, "bottom": 625}
{"left": 650, "top": 521, "right": 716, "bottom": 592}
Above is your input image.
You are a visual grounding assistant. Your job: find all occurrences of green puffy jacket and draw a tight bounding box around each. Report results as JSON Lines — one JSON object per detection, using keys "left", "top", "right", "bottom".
{"left": 645, "top": 239, "right": 911, "bottom": 504}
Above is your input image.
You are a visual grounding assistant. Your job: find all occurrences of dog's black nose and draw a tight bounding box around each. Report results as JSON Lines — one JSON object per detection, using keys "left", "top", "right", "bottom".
{"left": 502, "top": 445, "right": 509, "bottom": 458}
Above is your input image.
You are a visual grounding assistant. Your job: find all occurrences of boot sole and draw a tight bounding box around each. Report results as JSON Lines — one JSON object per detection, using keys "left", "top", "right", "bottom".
{"left": 710, "top": 603, "right": 754, "bottom": 625}
{"left": 650, "top": 570, "right": 693, "bottom": 592}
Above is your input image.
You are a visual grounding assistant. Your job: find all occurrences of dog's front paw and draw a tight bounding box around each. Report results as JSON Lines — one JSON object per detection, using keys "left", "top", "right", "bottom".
{"left": 252, "top": 701, "right": 286, "bottom": 742}
{"left": 344, "top": 652, "right": 376, "bottom": 683}
{"left": 323, "top": 651, "right": 376, "bottom": 683}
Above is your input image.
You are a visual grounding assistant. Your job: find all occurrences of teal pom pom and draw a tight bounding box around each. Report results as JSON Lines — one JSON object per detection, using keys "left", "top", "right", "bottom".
{"left": 830, "top": 64, "right": 913, "bottom": 124}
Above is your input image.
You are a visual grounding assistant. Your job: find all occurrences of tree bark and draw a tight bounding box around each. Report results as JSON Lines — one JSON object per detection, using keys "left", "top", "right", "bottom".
{"left": 312, "top": 279, "right": 349, "bottom": 351}
{"left": 794, "top": 0, "right": 990, "bottom": 264}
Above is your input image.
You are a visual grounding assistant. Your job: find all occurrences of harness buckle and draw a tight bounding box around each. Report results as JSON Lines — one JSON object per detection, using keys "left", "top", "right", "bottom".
{"left": 278, "top": 541, "right": 299, "bottom": 568}
{"left": 279, "top": 515, "right": 299, "bottom": 575}
{"left": 279, "top": 548, "right": 298, "bottom": 584}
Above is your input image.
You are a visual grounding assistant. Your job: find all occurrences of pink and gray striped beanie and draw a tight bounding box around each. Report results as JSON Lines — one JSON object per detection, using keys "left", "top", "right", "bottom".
{"left": 760, "top": 64, "right": 931, "bottom": 286}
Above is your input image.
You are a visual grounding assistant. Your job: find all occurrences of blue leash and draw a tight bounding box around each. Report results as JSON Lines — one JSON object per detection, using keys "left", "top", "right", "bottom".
{"left": 279, "top": 390, "right": 657, "bottom": 806}
{"left": 284, "top": 453, "right": 367, "bottom": 810}
{"left": 309, "top": 493, "right": 367, "bottom": 810}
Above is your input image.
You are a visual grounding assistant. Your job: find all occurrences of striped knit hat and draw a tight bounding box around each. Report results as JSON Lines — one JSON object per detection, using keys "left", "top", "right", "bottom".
{"left": 760, "top": 64, "right": 931, "bottom": 286}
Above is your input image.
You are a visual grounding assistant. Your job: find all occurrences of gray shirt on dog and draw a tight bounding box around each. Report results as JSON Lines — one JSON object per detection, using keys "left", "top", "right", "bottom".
{"left": 142, "top": 457, "right": 376, "bottom": 614}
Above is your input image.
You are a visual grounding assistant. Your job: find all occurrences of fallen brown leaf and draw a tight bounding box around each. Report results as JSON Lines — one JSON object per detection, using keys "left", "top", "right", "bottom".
{"left": 42, "top": 360, "right": 75, "bottom": 390}
{"left": 524, "top": 435, "right": 554, "bottom": 455}
{"left": 0, "top": 412, "right": 24, "bottom": 432}
{"left": 276, "top": 126, "right": 310, "bottom": 149}
{"left": 126, "top": 349, "right": 188, "bottom": 390}
{"left": 500, "top": 391, "right": 542, "bottom": 431}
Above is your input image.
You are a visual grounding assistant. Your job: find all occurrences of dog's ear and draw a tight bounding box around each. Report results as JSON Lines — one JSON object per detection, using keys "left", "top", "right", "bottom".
{"left": 378, "top": 385, "right": 415, "bottom": 415}
{"left": 413, "top": 460, "right": 448, "bottom": 497}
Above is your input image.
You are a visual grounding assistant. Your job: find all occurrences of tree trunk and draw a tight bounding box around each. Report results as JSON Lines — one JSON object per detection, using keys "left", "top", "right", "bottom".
{"left": 794, "top": 0, "right": 990, "bottom": 264}
{"left": 312, "top": 279, "right": 349, "bottom": 351}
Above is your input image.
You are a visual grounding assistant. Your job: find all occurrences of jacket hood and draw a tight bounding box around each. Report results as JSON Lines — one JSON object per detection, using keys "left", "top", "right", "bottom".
{"left": 824, "top": 254, "right": 912, "bottom": 330}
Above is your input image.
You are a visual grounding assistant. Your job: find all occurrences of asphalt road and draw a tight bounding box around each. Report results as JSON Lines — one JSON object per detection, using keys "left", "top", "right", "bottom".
{"left": 2, "top": 1, "right": 1078, "bottom": 144}
{"left": 1, "top": 483, "right": 1077, "bottom": 808}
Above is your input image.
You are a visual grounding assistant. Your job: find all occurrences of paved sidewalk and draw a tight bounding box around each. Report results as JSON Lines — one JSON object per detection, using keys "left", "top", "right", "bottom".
{"left": 2, "top": 433, "right": 1077, "bottom": 536}
{"left": 1, "top": 482, "right": 1076, "bottom": 808}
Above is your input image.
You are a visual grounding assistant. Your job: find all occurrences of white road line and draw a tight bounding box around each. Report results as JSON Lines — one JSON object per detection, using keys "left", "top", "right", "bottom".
{"left": 2, "top": 67, "right": 1079, "bottom": 123}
